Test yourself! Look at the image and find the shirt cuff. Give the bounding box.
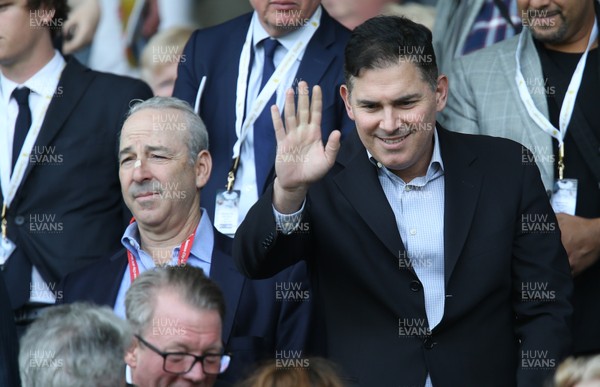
[272,200,306,235]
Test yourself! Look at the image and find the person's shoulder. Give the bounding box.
[441,127,526,159]
[194,12,253,39]
[68,248,128,279]
[318,7,351,41]
[60,248,127,301]
[456,33,522,67]
[63,57,151,93]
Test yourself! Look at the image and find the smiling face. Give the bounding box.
[126,290,223,387]
[118,108,211,232]
[249,0,321,37]
[341,61,447,183]
[517,0,596,51]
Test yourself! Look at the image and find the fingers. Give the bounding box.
[284,88,297,133]
[310,85,323,130]
[297,82,310,124]
[271,105,285,143]
[324,130,341,165]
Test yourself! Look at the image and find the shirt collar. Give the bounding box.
[121,208,214,266]
[368,127,445,183]
[0,50,65,103]
[251,5,322,61]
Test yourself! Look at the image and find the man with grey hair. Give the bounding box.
[60,96,311,384]
[18,303,131,387]
[125,265,228,387]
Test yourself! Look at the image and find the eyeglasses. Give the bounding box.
[135,335,231,375]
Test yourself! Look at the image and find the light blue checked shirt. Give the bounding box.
[372,129,445,387]
[275,129,446,387]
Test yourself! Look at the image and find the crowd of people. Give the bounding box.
[1,0,599,386]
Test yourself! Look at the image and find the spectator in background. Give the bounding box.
[554,355,600,387]
[440,0,600,355]
[0,0,152,334]
[62,0,101,63]
[124,266,227,387]
[18,303,132,387]
[433,0,522,74]
[239,358,345,387]
[173,0,354,234]
[140,27,194,96]
[73,0,198,77]
[60,97,311,384]
[322,0,435,30]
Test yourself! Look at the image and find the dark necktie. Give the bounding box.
[253,38,280,195]
[12,87,32,173]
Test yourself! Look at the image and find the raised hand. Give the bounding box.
[270,82,341,213]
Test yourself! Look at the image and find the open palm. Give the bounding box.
[271,82,341,192]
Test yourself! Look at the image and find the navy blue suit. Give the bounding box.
[60,229,311,384]
[172,9,353,219]
[234,127,573,386]
[1,57,152,309]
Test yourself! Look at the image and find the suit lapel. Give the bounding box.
[512,29,555,185]
[438,128,482,286]
[333,131,406,262]
[209,230,245,346]
[106,251,129,306]
[19,58,93,187]
[262,10,343,192]
[294,10,338,91]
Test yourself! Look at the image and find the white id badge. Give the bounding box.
[214,189,241,236]
[0,237,16,266]
[550,179,578,215]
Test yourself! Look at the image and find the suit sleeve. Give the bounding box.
[439,57,481,135]
[274,261,313,355]
[512,149,573,387]
[233,185,314,279]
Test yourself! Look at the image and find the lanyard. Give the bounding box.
[514,21,598,178]
[127,221,197,282]
[225,9,320,190]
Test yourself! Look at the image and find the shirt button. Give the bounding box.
[15,215,25,226]
[410,228,417,235]
[405,185,412,191]
[410,280,422,292]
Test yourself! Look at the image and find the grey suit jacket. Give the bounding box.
[439,28,555,191]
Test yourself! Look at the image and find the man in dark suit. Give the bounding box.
[0,0,152,327]
[172,0,353,234]
[61,97,311,385]
[234,16,573,386]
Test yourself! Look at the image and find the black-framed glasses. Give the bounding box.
[135,335,231,375]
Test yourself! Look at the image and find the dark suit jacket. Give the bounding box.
[234,127,573,387]
[172,9,353,219]
[61,229,311,384]
[0,275,19,387]
[0,57,152,309]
